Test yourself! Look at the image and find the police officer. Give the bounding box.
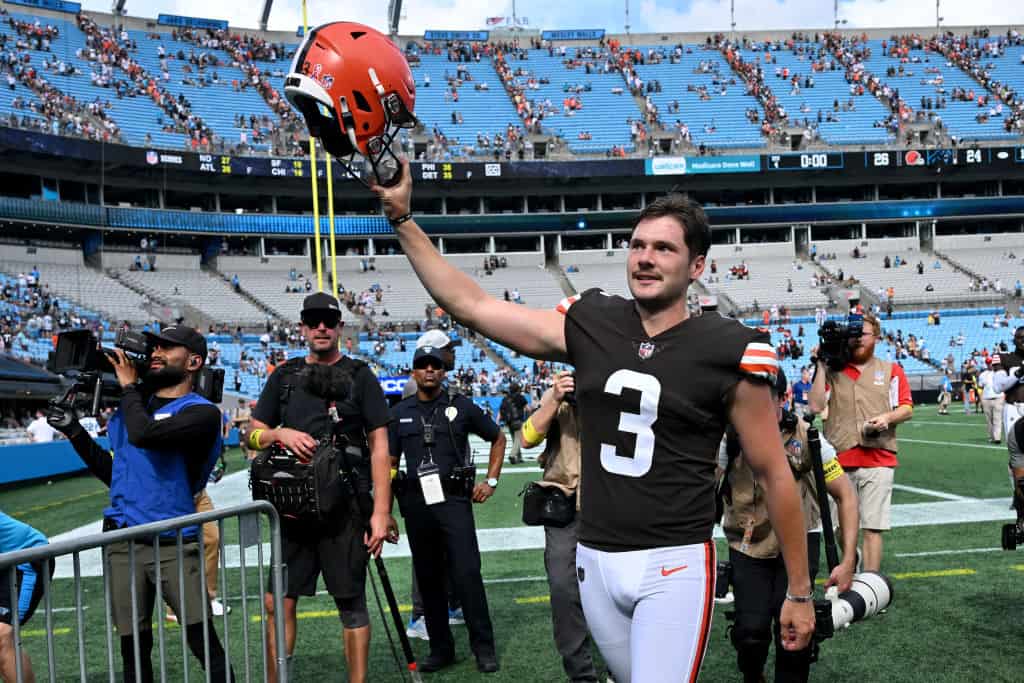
[247,292,395,683]
[389,344,506,674]
[720,371,860,683]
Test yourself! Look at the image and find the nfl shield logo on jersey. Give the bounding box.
[638,341,656,360]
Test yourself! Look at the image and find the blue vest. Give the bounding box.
[106,393,222,538]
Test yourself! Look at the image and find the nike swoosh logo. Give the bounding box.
[660,564,688,577]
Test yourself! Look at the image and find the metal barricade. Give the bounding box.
[0,501,288,683]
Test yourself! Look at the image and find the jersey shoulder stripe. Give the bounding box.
[739,341,779,380]
[555,293,582,315]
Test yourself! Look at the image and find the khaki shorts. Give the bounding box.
[847,466,894,531]
[107,540,208,633]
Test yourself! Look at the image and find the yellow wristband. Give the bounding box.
[823,458,844,484]
[521,417,546,448]
[390,468,398,480]
[248,429,264,450]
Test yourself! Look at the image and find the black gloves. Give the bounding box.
[1015,366,1024,379]
[46,400,84,438]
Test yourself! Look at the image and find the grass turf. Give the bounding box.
[1,408,1019,682]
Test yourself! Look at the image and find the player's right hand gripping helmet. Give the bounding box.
[285,22,417,188]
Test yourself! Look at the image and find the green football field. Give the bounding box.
[2,408,1021,682]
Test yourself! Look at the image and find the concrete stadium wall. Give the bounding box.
[810,237,920,255]
[218,256,309,272]
[934,234,1024,250]
[100,252,201,270]
[0,246,83,266]
[709,242,795,260]
[0,438,109,486]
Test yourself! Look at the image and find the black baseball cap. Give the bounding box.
[301,292,342,315]
[144,325,207,359]
[413,345,447,368]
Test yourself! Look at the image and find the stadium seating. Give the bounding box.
[861,39,1018,142]
[0,261,152,323]
[411,52,521,157]
[510,48,638,154]
[701,244,829,310]
[761,43,894,145]
[813,238,984,305]
[0,11,188,149]
[631,45,766,149]
[115,268,269,325]
[561,251,631,297]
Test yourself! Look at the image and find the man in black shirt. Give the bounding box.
[499,383,529,464]
[372,163,813,682]
[47,325,233,683]
[247,293,394,683]
[389,344,506,673]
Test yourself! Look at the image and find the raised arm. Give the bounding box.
[372,160,567,361]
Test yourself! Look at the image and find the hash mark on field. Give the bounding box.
[890,568,975,580]
[514,595,551,605]
[892,484,974,502]
[13,489,107,517]
[21,628,70,638]
[910,421,988,428]
[902,438,1004,451]
[1011,565,1024,572]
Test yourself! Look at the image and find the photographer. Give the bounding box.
[519,371,600,682]
[0,510,53,683]
[808,313,913,572]
[46,326,234,683]
[720,372,859,683]
[246,293,394,683]
[389,345,506,674]
[499,383,529,464]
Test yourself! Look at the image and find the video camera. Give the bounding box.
[815,313,864,372]
[47,328,224,415]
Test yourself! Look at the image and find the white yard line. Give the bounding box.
[892,484,975,501]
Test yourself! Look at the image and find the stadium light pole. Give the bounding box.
[730,0,736,39]
[259,0,273,32]
[936,0,943,29]
[111,0,126,24]
[625,0,631,38]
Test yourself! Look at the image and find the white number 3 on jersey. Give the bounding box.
[600,370,661,477]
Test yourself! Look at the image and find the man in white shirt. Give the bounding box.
[979,363,1004,443]
[26,411,57,443]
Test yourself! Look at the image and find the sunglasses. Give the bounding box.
[413,358,445,370]
[301,312,341,329]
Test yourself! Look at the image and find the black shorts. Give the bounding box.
[0,559,54,627]
[271,506,369,600]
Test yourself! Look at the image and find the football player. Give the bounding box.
[367,161,813,681]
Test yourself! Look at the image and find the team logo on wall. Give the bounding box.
[638,341,656,360]
[145,150,159,165]
[904,150,925,166]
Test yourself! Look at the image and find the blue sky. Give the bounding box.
[80,1,1023,36]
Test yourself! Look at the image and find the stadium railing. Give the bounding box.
[0,501,289,683]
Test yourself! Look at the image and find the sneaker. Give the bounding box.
[714,590,735,606]
[406,617,429,641]
[210,598,231,616]
[448,607,465,625]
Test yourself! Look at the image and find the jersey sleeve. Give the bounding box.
[737,331,779,383]
[559,288,604,366]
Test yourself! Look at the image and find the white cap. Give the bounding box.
[416,329,451,349]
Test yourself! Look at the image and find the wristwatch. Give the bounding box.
[486,477,499,488]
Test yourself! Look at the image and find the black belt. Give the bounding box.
[102,517,198,546]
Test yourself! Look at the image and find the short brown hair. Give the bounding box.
[863,313,881,337]
[633,194,712,259]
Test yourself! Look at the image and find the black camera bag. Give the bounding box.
[250,441,346,522]
[520,481,575,528]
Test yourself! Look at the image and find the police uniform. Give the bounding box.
[251,352,390,603]
[719,416,844,683]
[560,289,777,683]
[389,373,501,666]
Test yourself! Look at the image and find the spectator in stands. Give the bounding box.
[26,410,57,443]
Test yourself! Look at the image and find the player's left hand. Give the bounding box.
[825,560,855,593]
[365,511,393,557]
[472,482,495,503]
[370,157,412,221]
[780,599,815,650]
